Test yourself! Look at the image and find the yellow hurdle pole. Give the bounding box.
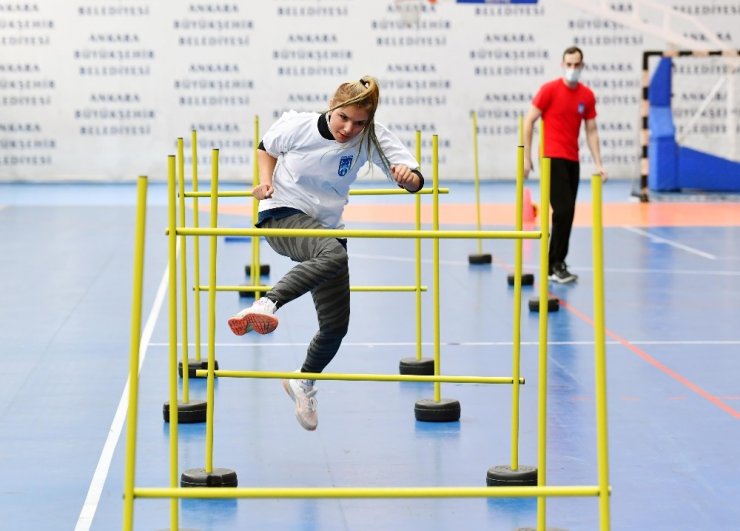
[186,188,450,198]
[165,156,180,528]
[251,115,261,298]
[208,284,427,293]
[519,114,524,146]
[536,157,551,531]
[539,118,545,169]
[350,188,450,196]
[432,134,441,402]
[190,129,201,362]
[415,130,423,362]
[196,370,523,385]
[205,149,220,473]
[122,176,148,531]
[591,174,612,530]
[192,130,203,365]
[539,119,543,157]
[179,227,539,241]
[471,110,484,255]
[510,143,525,471]
[177,138,190,402]
[134,484,601,500]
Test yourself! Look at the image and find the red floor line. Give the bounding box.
[559,300,740,421]
[491,258,740,420]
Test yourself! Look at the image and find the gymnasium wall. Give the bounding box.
[1,0,738,182]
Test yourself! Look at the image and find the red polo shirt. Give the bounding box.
[532,78,597,162]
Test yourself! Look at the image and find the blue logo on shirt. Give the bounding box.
[338,155,353,176]
[578,103,585,115]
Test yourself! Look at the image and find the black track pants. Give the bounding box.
[548,158,580,270]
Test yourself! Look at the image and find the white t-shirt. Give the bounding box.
[259,111,419,229]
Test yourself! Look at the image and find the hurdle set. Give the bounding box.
[121,121,612,530]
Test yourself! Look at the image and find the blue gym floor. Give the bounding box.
[1,180,739,530]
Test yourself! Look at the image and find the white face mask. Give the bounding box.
[564,68,581,84]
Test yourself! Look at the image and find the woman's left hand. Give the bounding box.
[391,165,419,191]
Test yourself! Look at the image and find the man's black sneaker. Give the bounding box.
[549,262,577,284]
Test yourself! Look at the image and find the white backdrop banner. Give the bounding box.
[0,0,738,182]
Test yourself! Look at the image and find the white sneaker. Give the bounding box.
[283,373,318,431]
[549,262,578,284]
[227,297,278,336]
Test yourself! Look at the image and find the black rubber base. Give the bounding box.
[163,400,208,424]
[399,357,435,375]
[181,467,238,488]
[486,464,538,487]
[178,358,218,378]
[528,295,559,312]
[244,264,271,277]
[223,235,251,243]
[414,398,461,422]
[507,272,535,286]
[468,253,492,265]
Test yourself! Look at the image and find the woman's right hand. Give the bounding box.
[252,183,274,200]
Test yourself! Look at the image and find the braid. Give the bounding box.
[365,123,392,176]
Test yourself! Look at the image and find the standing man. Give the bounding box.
[523,46,607,283]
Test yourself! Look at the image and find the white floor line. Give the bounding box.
[567,266,740,276]
[622,226,717,259]
[74,261,170,531]
[351,251,740,275]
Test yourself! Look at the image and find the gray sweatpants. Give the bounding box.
[261,213,350,374]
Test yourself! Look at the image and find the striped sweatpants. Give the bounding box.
[261,213,350,374]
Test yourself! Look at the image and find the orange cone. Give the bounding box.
[523,187,537,223]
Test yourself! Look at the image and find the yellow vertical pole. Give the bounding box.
[510,138,525,470]
[122,176,148,531]
[591,174,612,530]
[539,119,545,165]
[177,138,190,402]
[192,130,203,365]
[205,149,219,473]
[166,156,180,528]
[471,111,483,255]
[432,134,441,402]
[519,114,525,146]
[536,157,551,531]
[251,116,261,298]
[415,130,423,362]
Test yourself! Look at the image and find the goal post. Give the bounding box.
[640,49,740,198]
